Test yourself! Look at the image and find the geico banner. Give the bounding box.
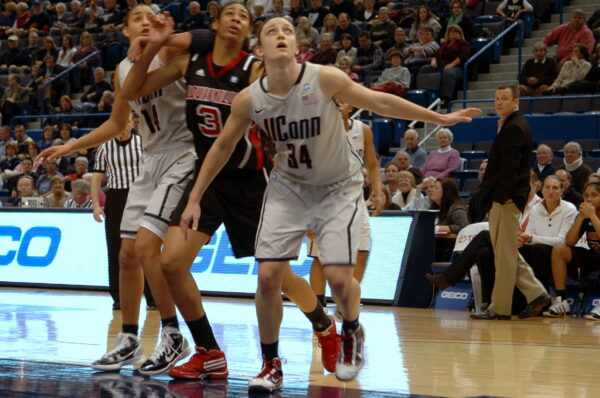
[0,211,109,286]
[0,211,413,302]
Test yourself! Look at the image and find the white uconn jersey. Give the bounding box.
[249,62,361,185]
[118,56,193,153]
[348,119,365,160]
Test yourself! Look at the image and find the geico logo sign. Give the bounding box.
[440,291,469,299]
[0,226,61,267]
[593,298,600,306]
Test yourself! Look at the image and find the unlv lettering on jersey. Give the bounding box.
[186,85,237,105]
[135,88,163,106]
[262,116,321,142]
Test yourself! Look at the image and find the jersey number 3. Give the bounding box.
[196,105,223,137]
[287,143,313,169]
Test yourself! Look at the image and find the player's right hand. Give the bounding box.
[37,144,73,162]
[93,206,106,222]
[127,36,149,62]
[180,201,201,240]
[148,12,175,45]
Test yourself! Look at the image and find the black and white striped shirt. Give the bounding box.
[94,135,143,189]
[63,198,93,208]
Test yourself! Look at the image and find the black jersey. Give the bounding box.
[185,51,269,176]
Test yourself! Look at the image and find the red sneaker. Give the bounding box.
[248,358,283,393]
[314,316,340,373]
[168,347,228,380]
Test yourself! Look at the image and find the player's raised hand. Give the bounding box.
[127,36,150,62]
[180,201,201,240]
[148,12,175,45]
[439,107,483,126]
[37,144,73,162]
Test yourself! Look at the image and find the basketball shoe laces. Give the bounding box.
[103,334,135,360]
[147,333,176,364]
[257,359,281,381]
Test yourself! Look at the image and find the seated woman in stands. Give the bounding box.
[421,128,461,178]
[542,43,591,95]
[384,160,402,196]
[547,182,600,319]
[429,178,469,260]
[391,170,417,209]
[44,174,71,207]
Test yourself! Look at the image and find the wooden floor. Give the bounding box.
[1,287,600,398]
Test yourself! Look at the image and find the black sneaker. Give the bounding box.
[92,332,144,371]
[335,324,365,381]
[138,326,191,376]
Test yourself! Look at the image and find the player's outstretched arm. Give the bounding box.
[362,124,384,216]
[320,66,482,126]
[180,89,252,234]
[38,74,131,162]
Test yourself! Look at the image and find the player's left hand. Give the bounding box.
[180,201,201,239]
[439,107,482,126]
[148,12,175,45]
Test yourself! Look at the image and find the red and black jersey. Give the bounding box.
[184,51,269,177]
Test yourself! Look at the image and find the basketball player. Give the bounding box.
[175,17,481,392]
[37,5,214,376]
[308,102,378,310]
[121,2,340,379]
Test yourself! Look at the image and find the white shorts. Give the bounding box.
[120,147,195,240]
[307,205,371,258]
[255,171,364,265]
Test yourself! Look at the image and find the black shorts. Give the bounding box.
[567,246,600,279]
[170,168,268,259]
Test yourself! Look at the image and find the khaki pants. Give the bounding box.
[487,200,547,315]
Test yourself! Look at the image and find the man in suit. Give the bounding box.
[533,144,555,183]
[471,85,550,320]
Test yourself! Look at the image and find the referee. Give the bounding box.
[91,116,153,310]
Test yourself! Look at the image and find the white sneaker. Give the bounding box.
[92,332,144,371]
[542,297,571,318]
[138,326,192,376]
[335,324,365,381]
[584,304,600,320]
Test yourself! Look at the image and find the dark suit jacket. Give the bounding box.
[479,111,532,212]
[534,163,555,183]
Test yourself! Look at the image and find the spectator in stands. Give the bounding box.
[589,173,600,184]
[518,175,577,294]
[6,2,31,38]
[307,0,328,29]
[54,97,84,128]
[0,141,20,172]
[333,12,361,47]
[296,39,314,63]
[353,31,383,80]
[421,128,461,178]
[370,50,410,96]
[296,16,320,50]
[141,0,159,14]
[557,141,592,194]
[555,169,583,208]
[335,33,356,66]
[6,156,37,194]
[81,0,104,33]
[312,33,337,65]
[567,42,600,94]
[421,24,470,107]
[337,56,360,82]
[547,182,600,319]
[367,186,400,210]
[57,34,76,68]
[66,155,88,183]
[64,178,92,208]
[0,35,21,73]
[0,74,29,125]
[533,143,555,183]
[543,10,595,67]
[63,0,85,35]
[589,9,600,42]
[14,30,39,71]
[40,54,68,109]
[71,31,101,90]
[496,0,533,21]
[44,174,70,207]
[38,125,56,151]
[59,123,76,146]
[384,160,402,196]
[391,170,418,209]
[369,7,397,51]
[33,36,59,67]
[206,1,221,24]
[13,124,33,154]
[329,0,355,20]
[430,178,469,260]
[0,126,15,158]
[83,67,112,105]
[23,0,51,34]
[518,42,558,97]
[443,0,474,42]
[50,2,69,36]
[99,0,122,33]
[320,13,338,36]
[409,5,441,42]
[36,158,62,195]
[541,43,591,95]
[8,175,38,206]
[0,2,17,38]
[384,28,410,63]
[16,142,42,174]
[478,158,488,180]
[404,27,440,77]
[289,0,308,24]
[400,128,427,168]
[181,1,209,31]
[266,0,289,19]
[394,150,423,184]
[356,0,377,24]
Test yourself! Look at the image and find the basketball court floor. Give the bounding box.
[1,287,599,397]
